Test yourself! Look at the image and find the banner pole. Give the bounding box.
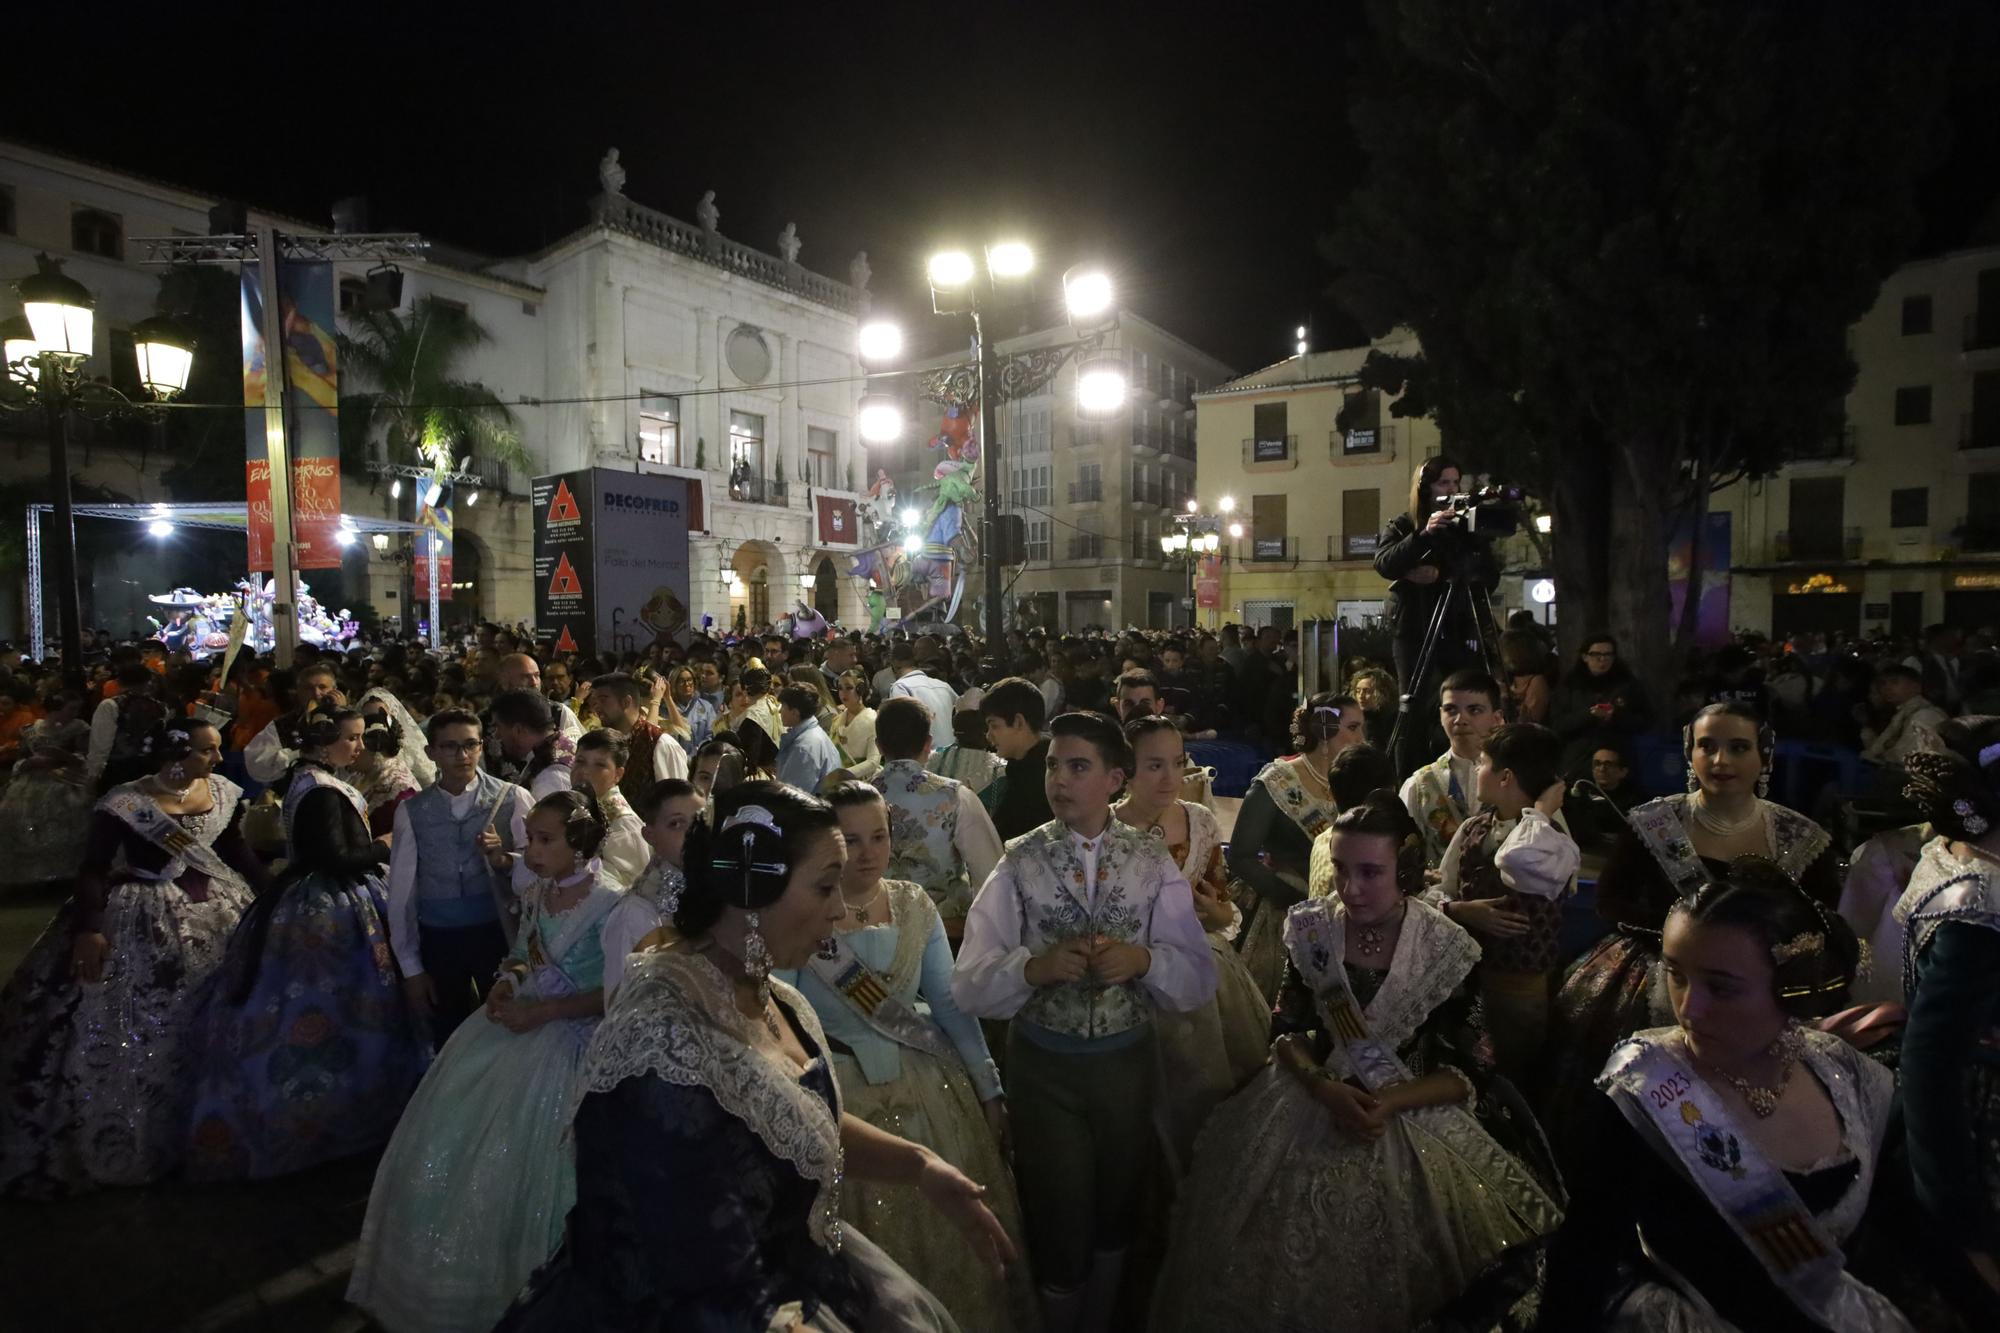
[255,224,299,667]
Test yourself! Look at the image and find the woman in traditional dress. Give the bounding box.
[348,788,620,1333]
[181,704,428,1180]
[1154,795,1564,1333]
[775,782,1036,1332]
[1895,722,2000,1318]
[1543,702,1840,1151]
[0,688,94,887]
[1223,691,1365,1000]
[1115,716,1269,1161]
[0,718,266,1196]
[1538,860,1912,1331]
[499,781,1013,1333]
[348,698,421,838]
[356,685,435,789]
[832,668,882,779]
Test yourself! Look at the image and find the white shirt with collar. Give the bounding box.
[386,781,533,978]
[890,669,962,750]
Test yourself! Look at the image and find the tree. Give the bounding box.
[337,297,526,476]
[157,264,249,502]
[1323,0,1959,699]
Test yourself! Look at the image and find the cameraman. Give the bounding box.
[1373,455,1500,775]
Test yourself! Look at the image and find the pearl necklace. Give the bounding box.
[1689,793,1762,838]
[150,773,200,803]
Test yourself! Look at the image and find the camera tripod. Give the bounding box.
[1386,570,1510,764]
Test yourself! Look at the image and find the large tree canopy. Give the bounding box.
[337,297,524,477]
[1324,0,1962,693]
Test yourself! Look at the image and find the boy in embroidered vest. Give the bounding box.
[388,709,532,1048]
[870,696,1004,940]
[1400,668,1506,868]
[1435,720,1578,1084]
[485,688,575,800]
[953,710,1217,1333]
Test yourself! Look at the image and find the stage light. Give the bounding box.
[858,394,904,444]
[986,242,1034,279]
[902,533,923,554]
[1076,358,1129,416]
[465,489,480,507]
[901,507,921,529]
[927,251,975,290]
[390,478,402,500]
[1063,267,1113,324]
[423,481,443,509]
[148,520,174,538]
[858,320,903,365]
[1535,513,1553,534]
[335,528,355,547]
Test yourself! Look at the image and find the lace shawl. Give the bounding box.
[580,946,846,1252]
[1282,895,1481,1074]
[1631,795,1831,890]
[283,764,369,837]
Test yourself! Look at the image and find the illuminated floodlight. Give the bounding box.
[858,394,904,444]
[927,251,976,290]
[1075,358,1129,416]
[1063,267,1114,324]
[902,532,923,554]
[148,520,174,538]
[901,507,921,528]
[986,242,1034,279]
[858,320,904,364]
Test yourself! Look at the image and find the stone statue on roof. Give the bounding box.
[849,251,872,293]
[697,190,720,234]
[598,148,626,197]
[777,222,801,264]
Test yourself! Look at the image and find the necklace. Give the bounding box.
[1296,756,1331,798]
[1700,1025,1808,1119]
[1689,793,1763,838]
[760,997,783,1043]
[1354,904,1406,957]
[842,880,886,924]
[1118,800,1171,840]
[150,773,200,803]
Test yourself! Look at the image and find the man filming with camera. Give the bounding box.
[1373,455,1506,777]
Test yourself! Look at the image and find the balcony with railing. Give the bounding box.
[1962,413,2000,452]
[1958,519,2000,554]
[1248,535,1299,565]
[1068,480,1104,504]
[1066,534,1106,561]
[727,475,790,507]
[1772,527,1862,562]
[1332,422,1394,461]
[1129,479,1167,510]
[1965,312,2000,355]
[1241,435,1298,468]
[1792,423,1858,462]
[1328,532,1380,562]
[589,193,861,314]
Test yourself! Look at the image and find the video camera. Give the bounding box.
[1440,482,1527,539]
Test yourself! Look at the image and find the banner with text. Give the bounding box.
[241,260,343,570]
[532,471,594,655]
[594,471,691,652]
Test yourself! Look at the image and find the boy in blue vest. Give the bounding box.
[954,710,1217,1333]
[387,708,532,1047]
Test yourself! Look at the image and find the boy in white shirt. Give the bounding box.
[1400,669,1506,868]
[1435,721,1579,1082]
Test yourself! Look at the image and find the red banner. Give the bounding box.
[241,261,343,570]
[815,493,860,547]
[1196,555,1221,610]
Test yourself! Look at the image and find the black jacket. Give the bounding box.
[1372,512,1500,645]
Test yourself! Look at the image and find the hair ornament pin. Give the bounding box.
[1977,740,2000,770]
[1771,931,1825,965]
[721,805,784,838]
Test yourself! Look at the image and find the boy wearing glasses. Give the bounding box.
[387,709,532,1046]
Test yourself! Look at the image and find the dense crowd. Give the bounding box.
[0,609,1996,1332]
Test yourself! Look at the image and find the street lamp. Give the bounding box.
[857,393,903,444]
[4,254,196,677]
[1076,358,1130,417]
[857,320,903,365]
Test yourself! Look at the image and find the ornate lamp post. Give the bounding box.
[3,255,194,676]
[1161,498,1225,629]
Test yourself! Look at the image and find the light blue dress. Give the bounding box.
[347,872,617,1333]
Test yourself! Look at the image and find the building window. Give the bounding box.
[338,276,370,315]
[1341,488,1381,558]
[1901,294,1933,335]
[1893,384,1932,426]
[1251,493,1289,560]
[729,409,765,474]
[1252,402,1289,461]
[1026,519,1050,563]
[640,393,681,467]
[431,297,470,321]
[1071,462,1101,504]
[1968,473,2000,552]
[1889,487,1929,528]
[1340,390,1383,454]
[1787,476,1846,561]
[807,425,837,487]
[71,207,123,260]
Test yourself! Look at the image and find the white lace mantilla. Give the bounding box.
[1282,895,1480,1071]
[579,946,847,1251]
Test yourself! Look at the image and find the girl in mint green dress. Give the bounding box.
[348,790,619,1333]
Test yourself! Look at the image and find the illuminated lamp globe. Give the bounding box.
[927,251,976,290]
[986,242,1034,279]
[857,320,903,364]
[1063,268,1114,322]
[132,316,195,399]
[858,393,904,444]
[1530,578,1557,605]
[18,257,94,358]
[1075,358,1128,416]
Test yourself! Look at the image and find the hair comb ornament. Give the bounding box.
[1953,799,1990,837]
[713,804,790,889]
[1978,740,2000,770]
[1771,931,1824,966]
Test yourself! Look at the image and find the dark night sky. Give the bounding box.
[8,1,1996,374]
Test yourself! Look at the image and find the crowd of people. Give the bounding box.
[0,607,1995,1332]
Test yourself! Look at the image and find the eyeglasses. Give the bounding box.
[432,740,483,756]
[1584,651,1616,660]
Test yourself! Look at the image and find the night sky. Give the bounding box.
[8,1,1996,374]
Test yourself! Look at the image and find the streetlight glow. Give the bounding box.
[1159,534,1174,555]
[1535,513,1553,534]
[900,507,921,529]
[858,320,904,364]
[1,316,37,382]
[1063,268,1114,322]
[1185,498,1199,514]
[987,241,1034,278]
[902,533,923,554]
[1219,494,1236,513]
[465,488,480,507]
[927,251,976,290]
[858,393,904,444]
[1228,522,1244,539]
[1076,358,1129,416]
[132,316,194,399]
[19,259,94,358]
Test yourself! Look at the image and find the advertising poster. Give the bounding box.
[241,260,343,571]
[1195,555,1221,610]
[533,471,594,655]
[594,471,692,652]
[414,489,454,602]
[1668,510,1733,651]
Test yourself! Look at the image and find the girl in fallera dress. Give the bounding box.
[348,788,620,1333]
[599,778,703,1003]
[500,781,1011,1332]
[1543,702,1840,1151]
[1114,716,1270,1162]
[1225,692,1364,1001]
[1539,860,1911,1331]
[1155,795,1564,1333]
[776,782,1037,1333]
[0,688,94,887]
[182,704,429,1180]
[0,719,268,1196]
[346,700,421,838]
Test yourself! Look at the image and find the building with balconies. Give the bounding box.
[1193,330,1442,631]
[1709,242,2000,639]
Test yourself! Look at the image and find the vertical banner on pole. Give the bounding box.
[242,260,342,572]
[1195,555,1221,610]
[532,471,595,656]
[414,489,455,603]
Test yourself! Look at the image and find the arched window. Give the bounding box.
[71,208,123,260]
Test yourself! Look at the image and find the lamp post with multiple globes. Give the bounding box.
[1161,494,1234,629]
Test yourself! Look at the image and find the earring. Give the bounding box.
[170,761,187,782]
[1755,770,1771,799]
[1686,764,1699,793]
[743,910,772,987]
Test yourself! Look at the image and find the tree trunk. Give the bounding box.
[1606,452,1675,715]
[1547,445,1612,665]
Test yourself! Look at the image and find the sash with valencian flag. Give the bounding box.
[807,929,959,1065]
